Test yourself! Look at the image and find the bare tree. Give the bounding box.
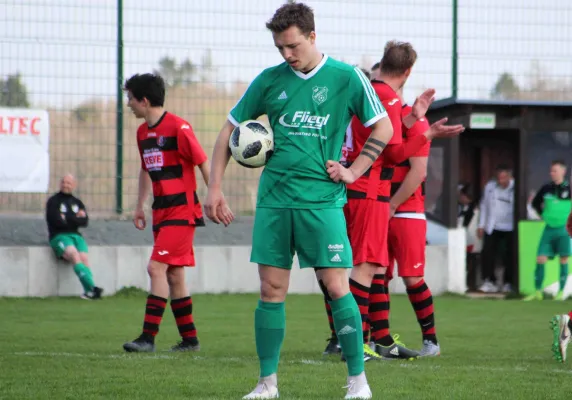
[0,73,30,108]
[153,57,196,87]
[491,72,520,100]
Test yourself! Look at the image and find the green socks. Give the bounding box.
[255,300,286,378]
[254,294,363,378]
[73,263,95,293]
[534,263,545,291]
[330,292,364,377]
[560,263,569,291]
[535,262,568,292]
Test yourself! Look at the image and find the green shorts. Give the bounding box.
[49,233,88,258]
[251,208,353,269]
[537,226,571,258]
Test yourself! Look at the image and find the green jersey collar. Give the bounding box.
[290,54,329,80]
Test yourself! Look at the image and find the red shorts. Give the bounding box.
[151,225,196,267]
[344,198,389,267]
[387,217,426,279]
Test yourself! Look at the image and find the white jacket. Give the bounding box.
[478,179,515,235]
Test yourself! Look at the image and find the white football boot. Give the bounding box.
[344,371,372,399]
[242,374,279,399]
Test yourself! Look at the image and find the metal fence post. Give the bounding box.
[115,0,124,215]
[452,0,458,99]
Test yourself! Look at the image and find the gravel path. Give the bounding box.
[0,216,254,246]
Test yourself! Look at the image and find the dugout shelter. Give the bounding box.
[425,99,572,293]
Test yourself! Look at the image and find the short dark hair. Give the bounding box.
[360,68,371,80]
[266,2,315,35]
[371,62,380,71]
[380,41,418,76]
[123,73,165,107]
[552,159,567,168]
[496,164,512,174]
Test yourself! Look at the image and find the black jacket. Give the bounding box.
[458,202,477,228]
[531,181,571,216]
[45,192,89,239]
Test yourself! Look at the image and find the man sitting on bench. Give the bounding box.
[46,174,103,300]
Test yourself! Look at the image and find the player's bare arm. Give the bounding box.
[425,117,465,139]
[390,156,428,216]
[134,168,152,230]
[383,119,463,165]
[197,161,210,186]
[402,88,435,128]
[205,120,235,226]
[327,117,393,184]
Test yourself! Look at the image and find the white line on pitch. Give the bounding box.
[10,352,572,374]
[12,352,325,365]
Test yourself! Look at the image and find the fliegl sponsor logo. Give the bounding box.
[279,111,330,130]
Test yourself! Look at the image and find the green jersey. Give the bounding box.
[532,181,572,228]
[228,55,387,209]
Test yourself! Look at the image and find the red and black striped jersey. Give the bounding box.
[391,104,431,216]
[344,81,403,202]
[137,112,207,231]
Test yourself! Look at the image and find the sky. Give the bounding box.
[1,0,570,108]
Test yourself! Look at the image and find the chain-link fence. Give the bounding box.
[1,0,570,216]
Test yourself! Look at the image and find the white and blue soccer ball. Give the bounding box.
[229,120,274,168]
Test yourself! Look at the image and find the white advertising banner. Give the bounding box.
[0,108,50,193]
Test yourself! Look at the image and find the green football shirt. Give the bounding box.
[534,181,572,227]
[228,55,387,209]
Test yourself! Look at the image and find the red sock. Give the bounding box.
[568,311,572,320]
[318,279,336,337]
[406,279,437,344]
[171,296,197,342]
[369,274,393,346]
[143,294,167,338]
[349,278,370,343]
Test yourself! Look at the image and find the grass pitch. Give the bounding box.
[1,291,571,399]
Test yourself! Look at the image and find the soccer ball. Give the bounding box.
[229,120,274,168]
